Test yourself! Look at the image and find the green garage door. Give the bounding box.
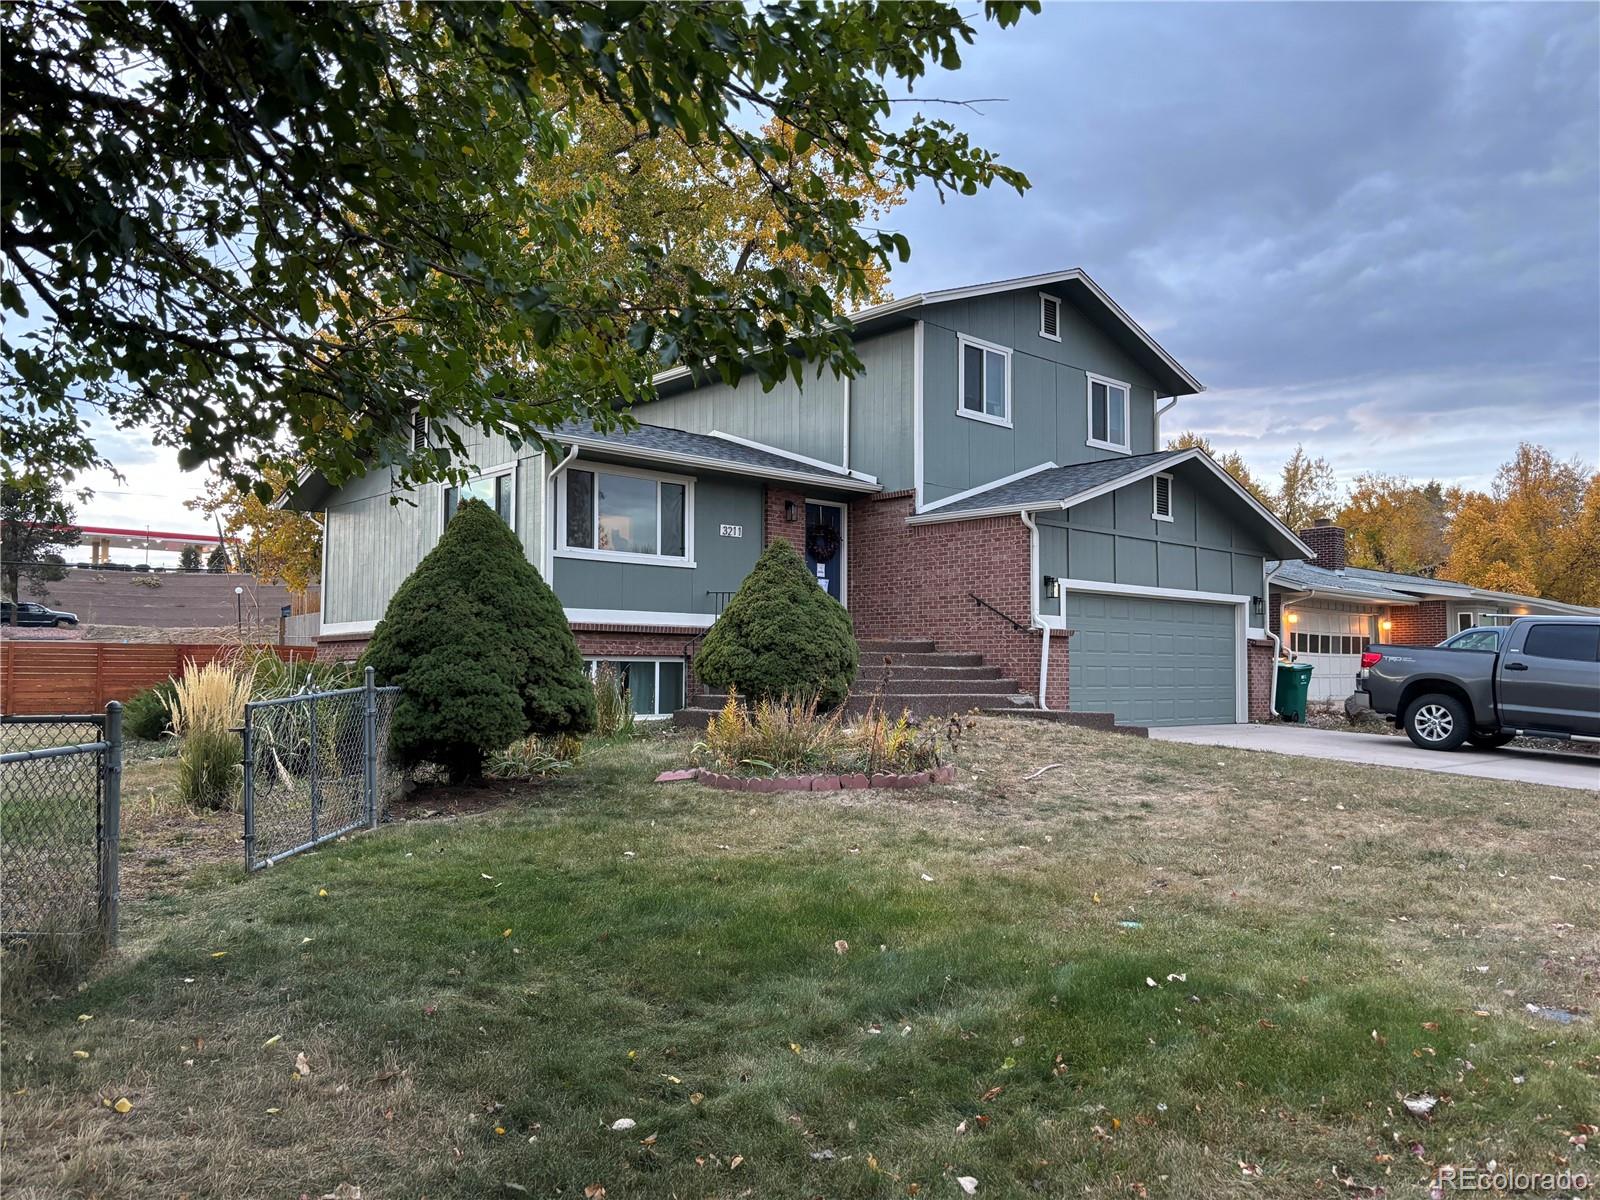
[1066,592,1238,726]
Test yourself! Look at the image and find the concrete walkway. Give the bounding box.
[1149,723,1600,792]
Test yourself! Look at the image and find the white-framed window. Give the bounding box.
[1039,293,1062,341]
[586,658,687,719]
[1086,372,1131,452]
[557,461,694,566]
[1459,610,1515,631]
[957,334,1012,427]
[1152,472,1174,522]
[444,468,515,530]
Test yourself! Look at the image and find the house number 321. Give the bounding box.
[719,524,743,538]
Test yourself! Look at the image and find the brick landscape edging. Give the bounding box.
[656,765,957,791]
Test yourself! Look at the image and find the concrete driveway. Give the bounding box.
[1149,723,1600,792]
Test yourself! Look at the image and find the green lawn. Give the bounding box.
[4,720,1596,1198]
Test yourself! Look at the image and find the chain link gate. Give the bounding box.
[241,668,400,869]
[0,704,123,948]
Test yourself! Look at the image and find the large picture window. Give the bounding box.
[1086,372,1131,453]
[444,470,514,529]
[559,464,692,564]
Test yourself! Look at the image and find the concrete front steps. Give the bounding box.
[674,637,1040,726]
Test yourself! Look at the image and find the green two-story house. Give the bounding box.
[288,269,1311,728]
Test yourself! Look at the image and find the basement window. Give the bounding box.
[1152,472,1174,522]
[586,658,687,719]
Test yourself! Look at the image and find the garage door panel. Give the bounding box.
[1067,593,1238,726]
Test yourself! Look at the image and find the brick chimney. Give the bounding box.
[1298,517,1347,571]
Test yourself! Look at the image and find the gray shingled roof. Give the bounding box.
[1267,558,1418,602]
[550,420,874,488]
[917,450,1186,516]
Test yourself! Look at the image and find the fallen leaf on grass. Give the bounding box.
[919,873,934,883]
[294,1052,312,1077]
[262,1034,282,1048]
[689,1092,704,1106]
[834,940,849,955]
[78,1014,93,1022]
[610,1118,636,1132]
[112,1097,133,1114]
[730,1155,744,1170]
[1402,1094,1438,1118]
[210,952,227,959]
[72,1050,89,1059]
[583,1187,606,1199]
[789,1042,803,1054]
[979,1085,1003,1102]
[956,1175,979,1194]
[1238,1161,1261,1178]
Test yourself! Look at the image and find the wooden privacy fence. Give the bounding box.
[0,642,316,715]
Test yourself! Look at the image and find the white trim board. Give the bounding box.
[564,608,716,629]
[707,429,877,485]
[912,318,926,511]
[919,461,1059,514]
[552,432,880,493]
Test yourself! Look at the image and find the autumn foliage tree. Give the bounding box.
[1444,444,1598,605]
[1338,474,1461,575]
[190,468,322,593]
[1166,431,1271,505]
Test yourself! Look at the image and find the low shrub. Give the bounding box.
[123,681,177,741]
[486,733,583,780]
[693,691,946,777]
[591,664,636,739]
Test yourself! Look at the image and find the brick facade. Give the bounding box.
[1383,599,1448,645]
[1297,520,1347,570]
[763,486,809,557]
[1247,638,1274,721]
[847,492,1069,709]
[316,634,369,663]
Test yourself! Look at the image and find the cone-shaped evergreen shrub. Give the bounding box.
[361,498,594,781]
[693,538,858,708]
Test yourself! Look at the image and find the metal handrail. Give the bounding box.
[969,592,1030,634]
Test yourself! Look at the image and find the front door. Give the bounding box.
[804,501,846,605]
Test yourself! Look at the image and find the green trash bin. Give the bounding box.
[1275,661,1314,723]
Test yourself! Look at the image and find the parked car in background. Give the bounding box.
[1356,616,1600,750]
[1,600,80,627]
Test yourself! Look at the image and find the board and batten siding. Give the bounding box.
[322,425,542,628]
[639,327,916,492]
[550,474,764,616]
[919,289,1161,505]
[1034,470,1266,612]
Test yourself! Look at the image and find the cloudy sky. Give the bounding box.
[61,1,1600,544]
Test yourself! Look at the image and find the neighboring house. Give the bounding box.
[1267,519,1600,703]
[286,269,1311,728]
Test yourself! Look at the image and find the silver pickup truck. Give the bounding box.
[1355,616,1600,751]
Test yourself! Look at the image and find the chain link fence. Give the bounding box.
[0,706,122,948]
[242,669,400,870]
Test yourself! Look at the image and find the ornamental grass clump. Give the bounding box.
[693,690,945,777]
[165,657,254,809]
[591,663,635,739]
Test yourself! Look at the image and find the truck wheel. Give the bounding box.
[1468,731,1514,749]
[1403,694,1470,751]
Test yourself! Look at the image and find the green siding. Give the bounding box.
[551,475,764,615]
[1035,468,1266,612]
[920,288,1162,503]
[638,328,915,491]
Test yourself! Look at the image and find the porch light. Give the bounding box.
[1286,611,1299,625]
[1042,575,1060,601]
[1380,618,1392,632]
[784,500,797,521]
[1250,594,1264,621]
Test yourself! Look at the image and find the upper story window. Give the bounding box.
[558,463,692,566]
[1152,472,1173,521]
[444,469,514,530]
[1086,372,1131,453]
[411,409,432,452]
[1039,293,1062,341]
[957,334,1012,427]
